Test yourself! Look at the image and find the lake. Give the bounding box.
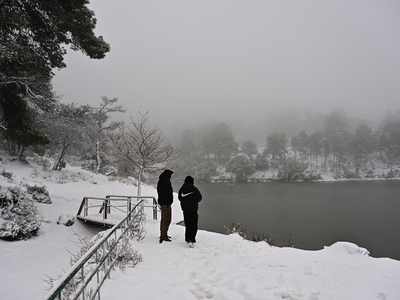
[173,180,400,260]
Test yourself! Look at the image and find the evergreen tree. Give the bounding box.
[203,123,238,168]
[350,123,374,174]
[379,121,400,167]
[0,0,110,144]
[323,110,349,175]
[226,155,255,182]
[241,140,258,158]
[264,133,288,160]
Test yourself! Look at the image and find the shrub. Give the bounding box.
[277,157,307,181]
[0,187,43,240]
[26,184,52,204]
[1,169,13,180]
[250,232,276,246]
[303,169,323,181]
[224,222,247,238]
[365,169,375,178]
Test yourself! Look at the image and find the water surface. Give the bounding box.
[173,180,400,260]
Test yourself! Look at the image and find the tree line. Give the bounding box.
[173,109,400,182]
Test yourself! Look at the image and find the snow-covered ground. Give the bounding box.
[0,156,399,300]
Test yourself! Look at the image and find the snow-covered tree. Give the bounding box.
[226,155,256,182]
[0,0,110,144]
[202,123,238,168]
[264,133,288,160]
[323,110,350,176]
[241,140,258,158]
[379,121,400,167]
[108,111,176,196]
[41,103,94,170]
[350,123,374,174]
[90,96,125,173]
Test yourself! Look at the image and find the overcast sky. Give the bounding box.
[52,0,400,136]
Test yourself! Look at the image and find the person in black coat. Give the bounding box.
[157,169,174,243]
[178,176,202,246]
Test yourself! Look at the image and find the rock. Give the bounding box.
[57,214,75,226]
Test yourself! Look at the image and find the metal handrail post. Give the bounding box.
[127,198,131,222]
[103,199,108,220]
[153,198,158,220]
[84,198,88,218]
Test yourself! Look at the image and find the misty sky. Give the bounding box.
[52,0,400,136]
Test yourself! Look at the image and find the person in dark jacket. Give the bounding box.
[157,169,174,243]
[178,176,202,247]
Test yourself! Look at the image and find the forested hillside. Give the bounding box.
[173,109,400,182]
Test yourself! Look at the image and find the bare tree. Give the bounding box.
[108,111,176,196]
[91,96,125,173]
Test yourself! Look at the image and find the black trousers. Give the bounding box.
[183,211,198,243]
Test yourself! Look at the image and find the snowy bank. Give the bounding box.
[102,220,400,300]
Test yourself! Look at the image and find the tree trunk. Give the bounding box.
[17,144,23,158]
[9,140,15,156]
[137,168,143,197]
[96,140,101,173]
[52,145,67,170]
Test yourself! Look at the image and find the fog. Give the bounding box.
[52,0,400,141]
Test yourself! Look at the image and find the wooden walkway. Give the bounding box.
[76,195,158,227]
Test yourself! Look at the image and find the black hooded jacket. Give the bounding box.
[178,176,202,211]
[157,170,173,205]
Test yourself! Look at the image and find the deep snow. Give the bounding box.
[0,156,399,300]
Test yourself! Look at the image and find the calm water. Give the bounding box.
[173,181,400,260]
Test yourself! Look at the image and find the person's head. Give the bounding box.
[184,176,194,184]
[163,169,173,179]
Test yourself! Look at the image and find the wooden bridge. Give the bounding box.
[76,195,159,227]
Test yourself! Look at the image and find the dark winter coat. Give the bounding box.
[178,176,202,212]
[157,170,174,205]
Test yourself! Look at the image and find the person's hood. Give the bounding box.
[159,169,173,180]
[184,176,194,184]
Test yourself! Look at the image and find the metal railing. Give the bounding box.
[76,196,159,226]
[105,195,159,221]
[44,200,145,300]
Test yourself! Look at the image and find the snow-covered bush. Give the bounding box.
[80,159,96,172]
[277,157,307,181]
[0,187,43,240]
[250,232,276,246]
[1,168,13,181]
[303,169,323,181]
[26,184,52,204]
[365,169,375,178]
[384,168,399,178]
[224,222,247,238]
[26,155,52,170]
